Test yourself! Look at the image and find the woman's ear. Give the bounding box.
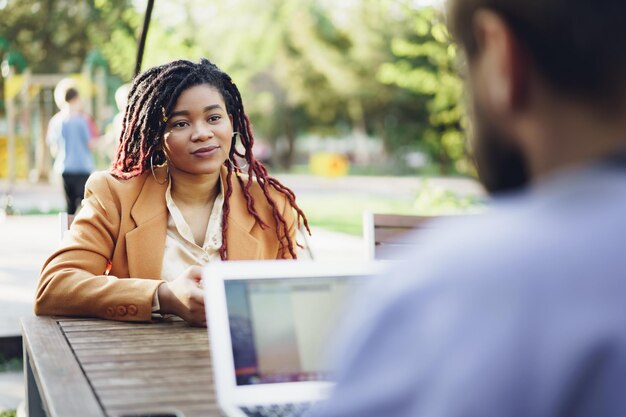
[229,114,234,126]
[156,143,168,163]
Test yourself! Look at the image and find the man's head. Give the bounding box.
[64,87,79,104]
[448,0,626,193]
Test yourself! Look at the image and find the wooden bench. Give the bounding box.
[363,213,440,260]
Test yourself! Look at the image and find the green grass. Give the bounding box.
[299,195,419,235]
[0,355,22,373]
[0,355,21,417]
[299,186,484,235]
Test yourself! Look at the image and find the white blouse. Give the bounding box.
[152,180,224,312]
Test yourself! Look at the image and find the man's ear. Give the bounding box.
[473,10,529,113]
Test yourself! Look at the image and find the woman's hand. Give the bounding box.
[157,266,206,327]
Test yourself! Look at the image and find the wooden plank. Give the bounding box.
[107,403,221,417]
[21,317,106,417]
[68,329,206,340]
[374,227,425,244]
[70,336,207,350]
[104,394,214,408]
[61,321,190,332]
[72,343,207,356]
[60,316,185,325]
[91,372,211,389]
[83,357,212,372]
[59,317,184,325]
[373,214,434,228]
[75,350,211,364]
[97,383,214,397]
[25,348,45,417]
[90,366,211,380]
[177,409,224,417]
[100,386,217,407]
[64,327,203,340]
[66,330,206,343]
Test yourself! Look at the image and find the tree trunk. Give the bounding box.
[282,109,296,170]
[348,99,369,164]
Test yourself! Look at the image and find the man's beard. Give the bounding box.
[471,102,530,194]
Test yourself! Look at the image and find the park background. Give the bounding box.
[0,0,484,414]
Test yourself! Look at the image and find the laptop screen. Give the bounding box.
[225,276,367,386]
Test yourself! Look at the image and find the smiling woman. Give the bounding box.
[34,59,309,327]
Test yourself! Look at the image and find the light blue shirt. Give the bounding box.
[314,159,626,417]
[47,112,94,174]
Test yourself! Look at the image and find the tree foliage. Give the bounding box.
[0,0,138,74]
[379,6,469,174]
[1,0,470,174]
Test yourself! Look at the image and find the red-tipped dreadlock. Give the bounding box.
[111,59,309,259]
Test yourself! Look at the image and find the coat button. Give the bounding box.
[105,306,115,317]
[128,305,138,316]
[116,305,127,316]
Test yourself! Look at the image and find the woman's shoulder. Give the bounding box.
[86,170,152,199]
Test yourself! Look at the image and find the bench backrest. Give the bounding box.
[59,212,75,239]
[363,212,438,260]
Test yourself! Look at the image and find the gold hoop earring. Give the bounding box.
[229,132,249,171]
[228,156,249,171]
[150,153,169,185]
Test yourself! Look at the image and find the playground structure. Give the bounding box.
[1,49,120,212]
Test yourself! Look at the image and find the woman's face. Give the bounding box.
[163,84,233,176]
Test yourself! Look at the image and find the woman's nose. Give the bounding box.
[191,121,214,141]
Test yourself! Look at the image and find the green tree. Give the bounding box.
[0,0,138,75]
[379,6,469,174]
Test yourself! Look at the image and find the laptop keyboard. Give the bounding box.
[240,403,313,417]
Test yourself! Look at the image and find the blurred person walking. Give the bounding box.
[47,85,95,214]
[313,1,626,416]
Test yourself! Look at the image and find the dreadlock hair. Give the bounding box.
[111,58,309,259]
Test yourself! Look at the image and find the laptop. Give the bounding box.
[203,260,382,417]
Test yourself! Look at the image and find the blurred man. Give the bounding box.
[47,85,95,214]
[313,1,626,416]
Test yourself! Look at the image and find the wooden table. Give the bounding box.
[21,316,221,417]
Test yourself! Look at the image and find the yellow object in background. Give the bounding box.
[309,152,350,177]
[4,75,26,101]
[0,136,29,179]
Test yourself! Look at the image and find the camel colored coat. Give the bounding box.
[35,166,296,322]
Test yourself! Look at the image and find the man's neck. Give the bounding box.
[521,102,626,181]
[170,168,221,207]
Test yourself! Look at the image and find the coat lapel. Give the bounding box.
[126,169,168,279]
[125,166,262,276]
[222,168,262,260]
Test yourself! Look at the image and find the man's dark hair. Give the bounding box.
[64,87,79,103]
[448,0,626,109]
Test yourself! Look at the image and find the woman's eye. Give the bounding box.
[208,115,222,123]
[173,121,188,128]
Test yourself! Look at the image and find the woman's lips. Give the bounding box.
[192,145,219,158]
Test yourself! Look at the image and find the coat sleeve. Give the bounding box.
[35,173,162,322]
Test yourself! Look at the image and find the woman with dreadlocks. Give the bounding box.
[35,59,309,326]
